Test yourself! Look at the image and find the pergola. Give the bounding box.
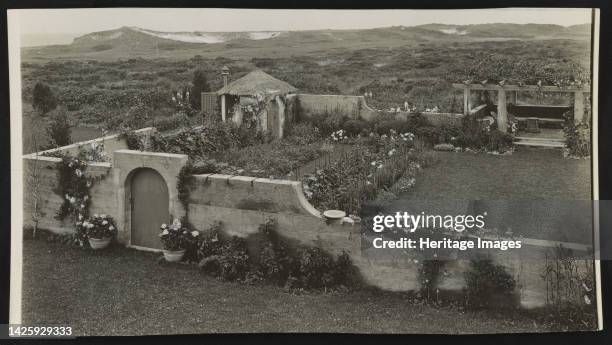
[452,83,591,133]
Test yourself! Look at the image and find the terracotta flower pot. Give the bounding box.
[163,249,186,262]
[88,237,111,250]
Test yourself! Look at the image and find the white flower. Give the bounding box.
[94,214,99,218]
[161,223,167,229]
[80,204,85,209]
[69,197,76,204]
[102,220,108,225]
[109,225,114,230]
[377,164,383,169]
[191,231,199,237]
[162,229,169,235]
[78,214,83,220]
[370,161,377,166]
[584,295,592,305]
[65,194,70,200]
[100,214,107,218]
[75,169,82,177]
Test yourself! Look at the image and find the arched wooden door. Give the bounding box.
[130,168,170,249]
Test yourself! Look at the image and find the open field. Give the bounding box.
[22,239,546,335]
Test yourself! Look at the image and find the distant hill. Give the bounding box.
[22,23,591,62]
[416,23,591,38]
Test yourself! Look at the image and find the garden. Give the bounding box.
[20,34,596,334]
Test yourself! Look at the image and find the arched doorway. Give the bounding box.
[130,168,170,249]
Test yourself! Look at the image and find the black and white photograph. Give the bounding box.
[7,6,602,336]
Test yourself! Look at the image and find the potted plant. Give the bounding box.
[80,214,116,250]
[159,219,189,262]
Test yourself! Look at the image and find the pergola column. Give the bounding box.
[574,91,585,123]
[221,95,226,122]
[497,89,508,132]
[463,88,471,115]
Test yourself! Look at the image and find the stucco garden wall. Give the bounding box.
[183,173,591,308]
[22,156,114,234]
[295,93,464,127]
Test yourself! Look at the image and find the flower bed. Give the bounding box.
[303,131,432,215]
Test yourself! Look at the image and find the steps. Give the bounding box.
[514,136,565,148]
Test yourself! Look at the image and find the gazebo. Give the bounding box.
[216,69,298,138]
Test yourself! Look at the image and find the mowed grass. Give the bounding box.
[404,148,591,200]
[22,240,544,335]
[384,148,592,243]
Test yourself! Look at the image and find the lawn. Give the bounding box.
[381,148,592,243]
[21,239,545,335]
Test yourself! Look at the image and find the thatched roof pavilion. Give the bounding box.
[216,70,297,96]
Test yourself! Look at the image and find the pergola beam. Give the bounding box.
[452,83,590,93]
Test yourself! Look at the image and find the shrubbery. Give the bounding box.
[563,110,590,157]
[191,219,360,290]
[153,112,191,132]
[46,111,72,147]
[464,258,517,309]
[150,121,270,158]
[286,122,322,145]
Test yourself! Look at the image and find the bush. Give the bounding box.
[46,111,72,147]
[32,82,58,115]
[153,112,191,132]
[464,258,517,309]
[563,111,590,157]
[257,219,295,284]
[198,236,250,281]
[419,259,446,301]
[193,219,360,290]
[374,119,410,135]
[343,119,370,137]
[485,129,514,152]
[286,122,321,145]
[294,247,336,289]
[190,68,210,110]
[305,110,348,136]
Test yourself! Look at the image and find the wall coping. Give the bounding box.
[114,149,188,160]
[23,154,112,170]
[22,126,155,160]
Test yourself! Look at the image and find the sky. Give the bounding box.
[10,8,593,46]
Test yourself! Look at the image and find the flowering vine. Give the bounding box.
[55,157,93,222]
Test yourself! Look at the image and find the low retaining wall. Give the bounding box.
[295,93,464,127]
